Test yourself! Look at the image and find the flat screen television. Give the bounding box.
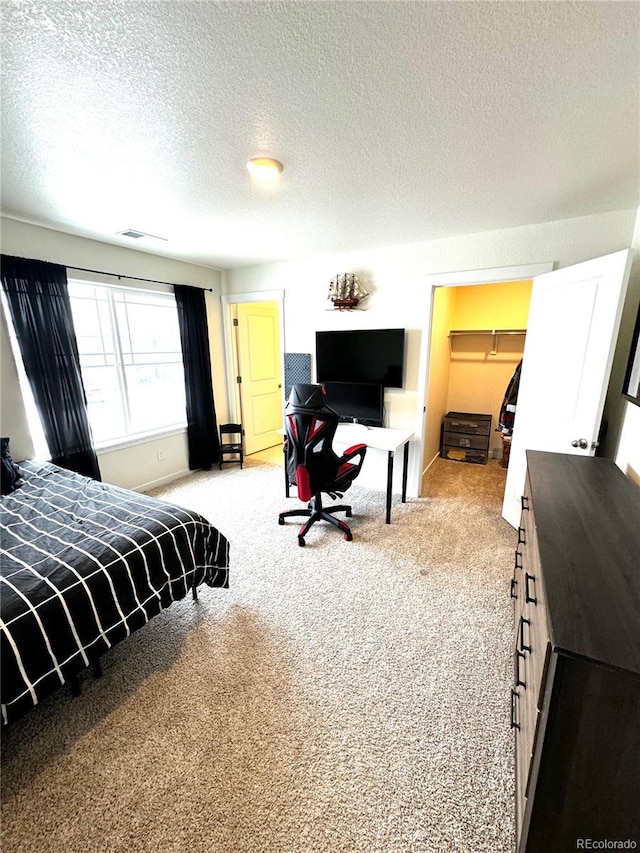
[323,382,384,427]
[315,328,405,388]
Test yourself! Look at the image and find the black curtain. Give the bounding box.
[174,285,220,470]
[1,255,101,480]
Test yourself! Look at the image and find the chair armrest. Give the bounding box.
[339,443,367,478]
[341,443,367,461]
[330,443,367,492]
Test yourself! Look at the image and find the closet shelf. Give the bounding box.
[448,328,526,356]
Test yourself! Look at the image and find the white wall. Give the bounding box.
[4,208,637,494]
[615,404,640,486]
[226,208,638,496]
[606,207,640,484]
[422,286,454,471]
[1,217,227,490]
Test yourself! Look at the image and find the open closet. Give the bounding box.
[422,280,533,484]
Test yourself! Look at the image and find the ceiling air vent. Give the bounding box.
[117,229,167,242]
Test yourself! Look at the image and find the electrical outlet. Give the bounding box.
[157,449,165,462]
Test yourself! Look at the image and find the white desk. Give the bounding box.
[333,424,414,524]
[281,423,413,524]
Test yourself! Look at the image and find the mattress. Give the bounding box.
[0,461,229,725]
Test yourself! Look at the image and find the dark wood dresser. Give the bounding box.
[512,451,640,851]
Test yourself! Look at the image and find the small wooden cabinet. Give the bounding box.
[441,411,491,464]
[512,451,640,851]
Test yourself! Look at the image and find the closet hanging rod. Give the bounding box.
[448,328,527,337]
[448,328,527,357]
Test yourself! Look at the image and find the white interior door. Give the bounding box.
[236,302,282,455]
[502,250,631,527]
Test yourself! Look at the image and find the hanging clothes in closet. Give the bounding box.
[497,359,522,435]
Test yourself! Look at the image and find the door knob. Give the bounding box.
[571,438,588,449]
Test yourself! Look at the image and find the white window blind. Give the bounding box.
[68,281,186,444]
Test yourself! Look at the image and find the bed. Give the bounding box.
[0,460,230,726]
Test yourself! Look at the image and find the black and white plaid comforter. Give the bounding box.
[0,461,229,726]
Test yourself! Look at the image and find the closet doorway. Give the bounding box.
[420,252,631,527]
[422,278,532,481]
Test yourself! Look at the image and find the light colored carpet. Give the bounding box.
[1,456,515,853]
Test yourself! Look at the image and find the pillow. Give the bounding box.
[1,437,23,495]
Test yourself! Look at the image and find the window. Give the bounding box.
[68,282,186,444]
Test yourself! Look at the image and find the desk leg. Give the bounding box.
[401,441,409,502]
[386,450,394,524]
[283,442,290,497]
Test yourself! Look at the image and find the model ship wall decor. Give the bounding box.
[328,273,370,310]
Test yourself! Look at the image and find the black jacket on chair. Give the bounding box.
[279,384,367,546]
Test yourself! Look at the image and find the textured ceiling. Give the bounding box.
[2,1,639,269]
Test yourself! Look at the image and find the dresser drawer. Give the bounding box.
[513,453,640,852]
[517,490,550,698]
[443,430,489,450]
[443,413,492,435]
[441,445,489,464]
[514,479,553,840]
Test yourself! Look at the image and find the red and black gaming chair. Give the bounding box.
[278,384,367,546]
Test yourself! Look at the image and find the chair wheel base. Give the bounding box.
[278,495,356,546]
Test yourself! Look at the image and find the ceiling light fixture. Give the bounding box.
[246,157,284,180]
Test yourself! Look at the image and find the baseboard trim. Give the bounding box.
[421,452,441,478]
[136,468,192,493]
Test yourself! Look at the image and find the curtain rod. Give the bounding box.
[4,255,213,291]
[66,265,213,291]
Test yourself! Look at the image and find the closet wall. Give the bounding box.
[423,280,532,474]
[423,287,457,470]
